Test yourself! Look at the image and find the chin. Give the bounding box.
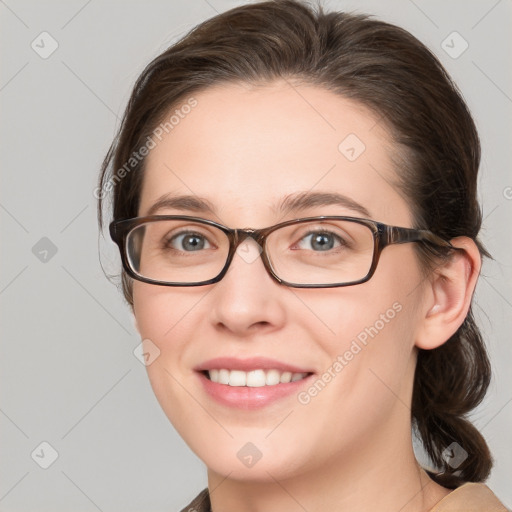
[184,432,313,483]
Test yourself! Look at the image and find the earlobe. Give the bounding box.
[415,237,481,350]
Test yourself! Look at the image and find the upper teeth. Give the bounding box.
[207,369,309,387]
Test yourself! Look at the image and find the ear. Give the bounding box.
[415,237,481,350]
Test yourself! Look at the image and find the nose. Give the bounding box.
[208,237,287,337]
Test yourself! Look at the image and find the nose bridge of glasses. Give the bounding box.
[229,228,265,265]
[233,228,264,245]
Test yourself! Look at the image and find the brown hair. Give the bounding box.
[98,0,492,488]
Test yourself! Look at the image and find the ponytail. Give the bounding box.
[412,309,493,487]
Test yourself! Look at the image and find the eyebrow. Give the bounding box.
[276,191,371,218]
[144,191,371,219]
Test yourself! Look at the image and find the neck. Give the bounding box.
[207,412,450,512]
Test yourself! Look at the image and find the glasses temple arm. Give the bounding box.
[385,225,455,249]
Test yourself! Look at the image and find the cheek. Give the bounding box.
[298,249,423,411]
[299,253,420,352]
[132,282,203,345]
[301,247,423,384]
[132,283,208,436]
[132,283,200,396]
[290,297,418,459]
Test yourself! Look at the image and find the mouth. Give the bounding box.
[195,357,315,409]
[202,368,312,387]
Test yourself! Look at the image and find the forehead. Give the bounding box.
[139,80,412,226]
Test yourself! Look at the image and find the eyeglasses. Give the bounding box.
[109,215,454,288]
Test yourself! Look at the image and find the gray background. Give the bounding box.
[0,1,510,511]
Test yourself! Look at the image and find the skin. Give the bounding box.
[132,80,481,512]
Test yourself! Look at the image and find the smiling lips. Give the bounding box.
[195,357,314,408]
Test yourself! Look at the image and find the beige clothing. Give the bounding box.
[179,483,509,512]
[429,483,508,511]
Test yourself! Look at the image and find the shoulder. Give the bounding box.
[429,482,509,512]
[179,488,210,512]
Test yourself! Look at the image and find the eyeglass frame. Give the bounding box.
[109,214,456,288]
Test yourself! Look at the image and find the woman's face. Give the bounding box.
[133,81,427,481]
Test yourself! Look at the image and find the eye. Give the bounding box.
[168,232,212,251]
[296,231,344,251]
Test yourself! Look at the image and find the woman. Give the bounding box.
[98,1,508,510]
